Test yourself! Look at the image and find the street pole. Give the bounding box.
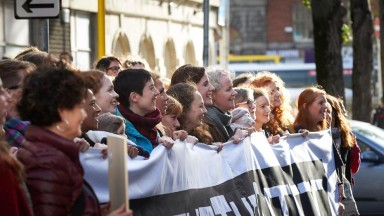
[203,0,209,67]
[98,0,106,59]
[219,0,229,69]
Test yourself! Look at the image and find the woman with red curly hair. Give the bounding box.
[251,71,294,136]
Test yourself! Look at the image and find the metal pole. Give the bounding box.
[40,19,49,52]
[98,0,106,59]
[203,0,209,66]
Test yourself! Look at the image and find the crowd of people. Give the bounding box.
[0,47,361,215]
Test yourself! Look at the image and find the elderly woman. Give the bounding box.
[16,67,130,216]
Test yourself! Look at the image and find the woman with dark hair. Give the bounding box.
[16,68,130,216]
[95,56,122,78]
[170,64,215,107]
[0,78,32,216]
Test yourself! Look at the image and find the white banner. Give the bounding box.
[80,131,338,215]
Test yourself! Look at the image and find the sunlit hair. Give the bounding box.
[234,87,254,105]
[81,70,105,95]
[327,94,355,148]
[123,54,148,69]
[170,64,205,86]
[233,72,255,87]
[205,67,231,91]
[250,71,293,135]
[162,96,183,136]
[0,59,35,89]
[294,87,328,131]
[252,87,270,102]
[166,83,197,130]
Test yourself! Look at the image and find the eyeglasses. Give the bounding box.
[236,100,255,108]
[107,66,121,71]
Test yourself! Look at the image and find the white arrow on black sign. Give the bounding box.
[15,0,61,19]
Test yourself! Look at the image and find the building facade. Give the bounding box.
[0,0,219,77]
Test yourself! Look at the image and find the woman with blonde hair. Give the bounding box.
[251,71,294,135]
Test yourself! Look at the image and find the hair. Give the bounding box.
[165,95,183,117]
[95,56,121,72]
[234,87,254,105]
[0,140,24,182]
[252,87,270,102]
[206,67,231,91]
[170,64,206,86]
[250,71,293,135]
[327,94,355,148]
[167,83,197,130]
[15,50,67,69]
[0,59,35,89]
[59,51,74,63]
[17,67,86,126]
[123,55,148,69]
[233,73,255,87]
[97,113,125,134]
[81,70,105,95]
[294,87,328,131]
[14,46,41,59]
[114,69,152,108]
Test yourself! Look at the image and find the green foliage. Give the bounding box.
[342,24,352,44]
[302,0,311,9]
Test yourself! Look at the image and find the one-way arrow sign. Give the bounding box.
[15,0,61,19]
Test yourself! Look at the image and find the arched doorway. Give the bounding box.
[139,35,156,70]
[164,38,177,77]
[184,41,196,65]
[111,30,131,58]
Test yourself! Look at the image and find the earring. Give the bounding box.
[56,120,69,132]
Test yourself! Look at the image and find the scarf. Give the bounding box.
[118,105,162,147]
[4,114,30,147]
[207,106,234,140]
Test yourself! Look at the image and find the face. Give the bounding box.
[82,90,102,132]
[213,74,237,112]
[255,95,271,124]
[237,100,256,120]
[185,91,207,131]
[155,79,169,115]
[307,94,328,123]
[162,114,180,136]
[5,69,28,117]
[136,79,160,116]
[196,73,214,106]
[95,76,119,114]
[0,86,10,125]
[266,81,282,108]
[61,101,87,139]
[106,60,121,77]
[116,123,127,138]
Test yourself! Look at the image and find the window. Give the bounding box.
[292,3,313,42]
[71,11,94,70]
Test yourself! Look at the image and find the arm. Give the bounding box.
[350,141,361,174]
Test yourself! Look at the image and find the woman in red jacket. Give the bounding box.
[16,66,131,216]
[0,78,32,216]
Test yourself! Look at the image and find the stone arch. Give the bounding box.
[139,35,156,70]
[184,41,196,65]
[164,38,177,78]
[111,29,131,58]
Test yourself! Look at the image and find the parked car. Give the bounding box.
[349,120,384,215]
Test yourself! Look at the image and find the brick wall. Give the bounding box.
[266,0,297,43]
[49,18,71,55]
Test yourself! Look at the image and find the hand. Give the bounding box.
[186,135,198,144]
[173,130,188,141]
[231,129,248,144]
[298,129,309,137]
[9,147,18,158]
[268,135,280,144]
[159,136,174,149]
[106,204,132,216]
[127,145,139,158]
[74,137,90,152]
[338,202,345,216]
[212,142,223,152]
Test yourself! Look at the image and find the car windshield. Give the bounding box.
[350,120,384,148]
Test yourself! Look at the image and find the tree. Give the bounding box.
[310,0,346,98]
[351,0,373,122]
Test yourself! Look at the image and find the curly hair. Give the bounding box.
[251,71,293,135]
[294,87,328,131]
[170,64,205,86]
[327,94,355,148]
[81,70,105,95]
[17,67,86,127]
[166,83,197,131]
